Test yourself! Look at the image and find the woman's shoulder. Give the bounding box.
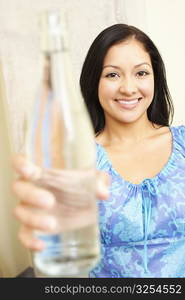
[95,133,111,170]
[95,142,110,170]
[170,125,185,152]
[171,124,185,139]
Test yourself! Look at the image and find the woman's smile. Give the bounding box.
[114,97,142,110]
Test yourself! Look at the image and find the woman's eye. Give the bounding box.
[137,71,149,77]
[106,72,119,78]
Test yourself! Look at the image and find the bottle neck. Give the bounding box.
[39,10,68,53]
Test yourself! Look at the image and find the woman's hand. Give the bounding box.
[12,155,110,251]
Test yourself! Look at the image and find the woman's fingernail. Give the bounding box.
[102,188,109,197]
[22,164,41,180]
[22,166,33,177]
[39,195,55,207]
[98,181,109,196]
[21,161,35,176]
[43,217,57,230]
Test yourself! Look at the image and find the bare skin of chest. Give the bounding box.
[98,128,172,184]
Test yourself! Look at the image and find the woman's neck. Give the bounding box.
[96,117,160,147]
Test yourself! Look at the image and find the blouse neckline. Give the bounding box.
[96,126,176,187]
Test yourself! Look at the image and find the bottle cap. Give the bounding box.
[39,11,67,53]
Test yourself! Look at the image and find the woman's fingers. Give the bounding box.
[12,154,110,252]
[12,155,110,201]
[18,226,45,251]
[12,180,55,209]
[12,154,42,180]
[14,204,57,232]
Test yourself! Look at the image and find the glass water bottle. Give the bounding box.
[25,11,100,277]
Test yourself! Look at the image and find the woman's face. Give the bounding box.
[98,38,154,125]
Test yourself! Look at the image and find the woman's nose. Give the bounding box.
[119,77,137,95]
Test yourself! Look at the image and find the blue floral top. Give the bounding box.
[90,125,185,278]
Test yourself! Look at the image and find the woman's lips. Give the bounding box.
[115,98,142,109]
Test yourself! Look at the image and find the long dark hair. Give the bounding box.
[80,24,174,134]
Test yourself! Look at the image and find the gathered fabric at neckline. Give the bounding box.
[95,126,180,188]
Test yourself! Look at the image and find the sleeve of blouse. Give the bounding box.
[95,144,109,170]
[96,144,104,169]
[178,125,185,137]
[176,125,185,149]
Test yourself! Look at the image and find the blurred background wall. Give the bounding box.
[0,0,184,277]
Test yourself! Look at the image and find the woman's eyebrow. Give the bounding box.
[103,62,152,69]
[102,65,121,69]
[134,62,152,68]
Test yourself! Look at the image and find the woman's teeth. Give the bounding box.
[117,99,139,105]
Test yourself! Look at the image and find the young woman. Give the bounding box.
[13,24,185,278]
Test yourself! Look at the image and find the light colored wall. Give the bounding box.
[145,0,185,125]
[0,0,184,276]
